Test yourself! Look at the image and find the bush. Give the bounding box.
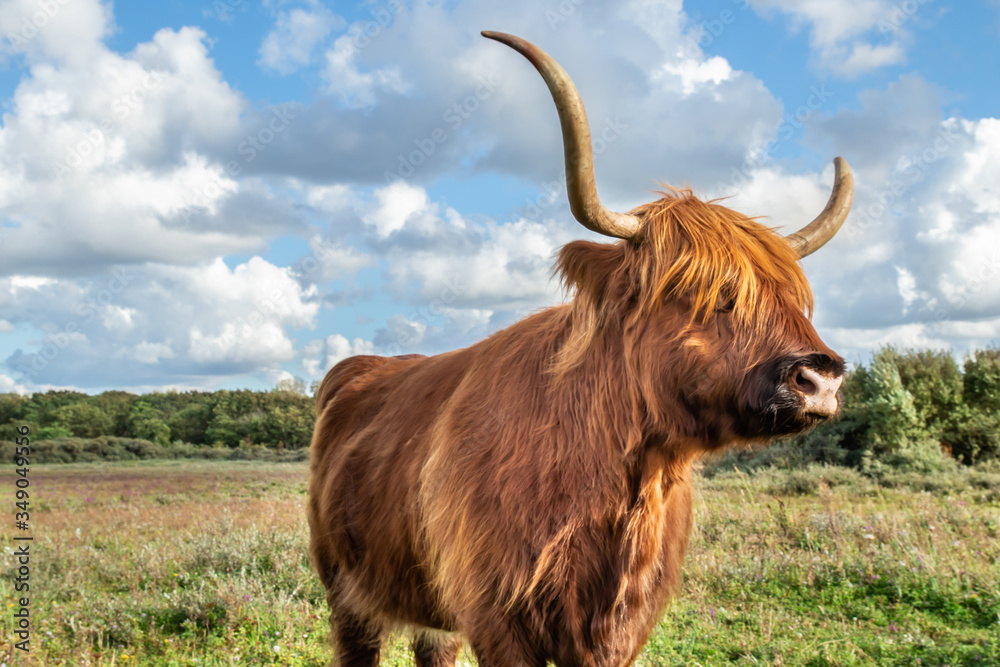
[0,436,170,463]
[948,407,1000,464]
[0,436,310,464]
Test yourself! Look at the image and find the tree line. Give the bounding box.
[0,377,316,451]
[1,347,997,470]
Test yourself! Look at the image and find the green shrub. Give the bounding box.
[0,436,311,464]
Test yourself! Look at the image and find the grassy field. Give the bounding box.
[1,460,998,666]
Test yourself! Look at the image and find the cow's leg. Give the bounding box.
[412,631,462,667]
[330,612,383,667]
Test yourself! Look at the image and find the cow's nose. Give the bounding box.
[791,366,843,418]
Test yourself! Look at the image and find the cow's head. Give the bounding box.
[484,31,850,446]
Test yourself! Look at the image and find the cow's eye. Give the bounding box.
[715,298,735,314]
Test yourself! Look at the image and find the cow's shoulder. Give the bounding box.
[315,354,427,413]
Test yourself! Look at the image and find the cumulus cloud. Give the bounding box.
[0,7,297,277]
[302,334,375,377]
[1,0,995,393]
[746,0,913,76]
[322,35,410,108]
[3,257,320,390]
[258,2,342,74]
[363,181,433,237]
[0,0,111,66]
[800,113,1000,360]
[0,374,28,394]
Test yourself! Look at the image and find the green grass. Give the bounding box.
[2,461,998,665]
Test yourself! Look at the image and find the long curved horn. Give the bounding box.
[482,31,642,240]
[784,157,854,258]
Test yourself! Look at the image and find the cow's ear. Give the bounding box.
[553,240,629,374]
[556,240,627,306]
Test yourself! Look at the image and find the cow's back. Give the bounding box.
[307,351,468,630]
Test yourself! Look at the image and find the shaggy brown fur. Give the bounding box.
[308,190,844,667]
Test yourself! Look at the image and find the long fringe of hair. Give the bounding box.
[553,187,815,374]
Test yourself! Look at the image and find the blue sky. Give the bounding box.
[1,0,999,394]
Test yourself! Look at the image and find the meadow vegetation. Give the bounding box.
[2,460,997,666]
[1,346,997,663]
[1,346,998,475]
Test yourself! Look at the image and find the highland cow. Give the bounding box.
[308,31,852,667]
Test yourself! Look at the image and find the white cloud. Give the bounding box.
[824,323,950,359]
[9,277,57,291]
[0,15,278,277]
[189,321,295,364]
[953,118,1000,215]
[322,35,409,108]
[133,341,175,364]
[794,109,1000,358]
[3,257,320,389]
[304,183,355,212]
[305,238,375,282]
[302,334,375,377]
[364,181,431,237]
[101,305,136,331]
[258,3,341,74]
[0,373,28,394]
[381,214,570,309]
[2,0,995,394]
[0,0,111,66]
[176,257,319,366]
[659,56,734,95]
[838,41,906,76]
[895,266,920,312]
[746,0,910,76]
